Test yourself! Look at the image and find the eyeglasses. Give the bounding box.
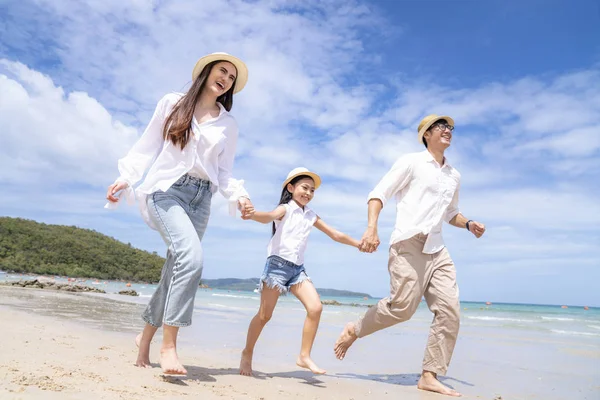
[431,122,454,131]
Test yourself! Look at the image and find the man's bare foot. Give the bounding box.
[239,349,253,376]
[159,347,187,376]
[134,333,151,368]
[334,322,357,360]
[296,355,326,374]
[417,371,461,397]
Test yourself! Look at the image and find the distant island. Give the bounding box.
[0,217,372,299]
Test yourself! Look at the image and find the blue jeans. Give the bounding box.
[261,255,310,294]
[142,174,212,327]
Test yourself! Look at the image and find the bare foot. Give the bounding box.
[296,355,326,375]
[134,333,151,368]
[417,372,461,397]
[334,322,357,360]
[160,347,187,376]
[239,349,253,376]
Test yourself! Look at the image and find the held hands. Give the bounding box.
[106,181,129,203]
[467,221,486,238]
[238,197,255,220]
[358,227,380,253]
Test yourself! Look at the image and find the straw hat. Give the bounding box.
[417,114,455,144]
[282,167,321,190]
[191,52,248,93]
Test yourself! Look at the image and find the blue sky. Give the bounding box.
[1,0,598,307]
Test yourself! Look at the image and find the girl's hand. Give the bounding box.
[106,181,129,203]
[238,197,255,220]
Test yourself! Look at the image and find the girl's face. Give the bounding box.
[288,177,315,207]
[206,61,237,96]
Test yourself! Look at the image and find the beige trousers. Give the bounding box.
[355,234,460,375]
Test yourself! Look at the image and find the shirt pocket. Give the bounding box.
[440,176,458,202]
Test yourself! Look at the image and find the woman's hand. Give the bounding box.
[106,181,129,203]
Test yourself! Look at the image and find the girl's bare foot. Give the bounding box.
[239,349,253,376]
[296,355,326,374]
[334,323,357,360]
[417,371,462,397]
[134,333,151,368]
[159,346,187,376]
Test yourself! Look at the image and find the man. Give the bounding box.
[334,114,485,397]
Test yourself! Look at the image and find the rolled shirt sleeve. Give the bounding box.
[444,181,461,223]
[367,155,414,206]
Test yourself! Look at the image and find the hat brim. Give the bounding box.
[192,53,248,94]
[417,115,455,143]
[282,172,322,190]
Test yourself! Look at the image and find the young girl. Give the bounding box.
[238,167,360,376]
[105,52,253,376]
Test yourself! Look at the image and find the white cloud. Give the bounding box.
[0,0,599,305]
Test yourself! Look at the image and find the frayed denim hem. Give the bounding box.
[260,276,289,295]
[289,275,312,289]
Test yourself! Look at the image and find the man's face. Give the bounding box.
[424,119,454,150]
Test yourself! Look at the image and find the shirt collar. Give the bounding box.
[287,200,312,215]
[421,150,451,169]
[191,103,228,131]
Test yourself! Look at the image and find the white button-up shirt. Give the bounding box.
[267,201,318,265]
[368,150,461,254]
[105,92,249,230]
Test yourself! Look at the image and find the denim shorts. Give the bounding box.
[260,255,310,294]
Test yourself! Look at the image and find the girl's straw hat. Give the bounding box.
[282,167,321,190]
[192,52,248,93]
[417,114,455,143]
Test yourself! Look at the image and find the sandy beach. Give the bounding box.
[0,284,598,399]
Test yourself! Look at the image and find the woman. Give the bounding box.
[105,52,254,375]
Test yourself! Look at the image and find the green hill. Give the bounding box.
[0,217,164,282]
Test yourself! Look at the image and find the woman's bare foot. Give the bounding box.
[334,323,357,360]
[239,349,253,376]
[417,371,461,397]
[134,333,151,368]
[296,355,326,374]
[159,346,187,376]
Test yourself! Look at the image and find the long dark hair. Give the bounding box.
[163,60,237,150]
[272,175,313,235]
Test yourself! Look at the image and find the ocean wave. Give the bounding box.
[588,325,600,331]
[551,329,600,337]
[466,316,534,323]
[540,316,574,321]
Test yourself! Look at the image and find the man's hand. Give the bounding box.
[358,227,380,253]
[238,197,255,220]
[468,221,486,238]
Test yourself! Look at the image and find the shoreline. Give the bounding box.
[2,271,597,309]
